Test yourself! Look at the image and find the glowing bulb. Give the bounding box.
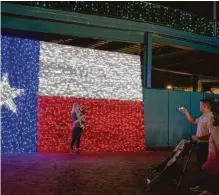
[166,85,173,90]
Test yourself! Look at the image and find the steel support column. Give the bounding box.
[143,33,152,88]
[191,75,198,92]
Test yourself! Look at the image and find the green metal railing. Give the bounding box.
[9,1,219,38]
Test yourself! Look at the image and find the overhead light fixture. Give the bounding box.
[166,85,173,90]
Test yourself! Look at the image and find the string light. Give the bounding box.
[1,35,39,154]
[1,73,25,113]
[217,22,219,38]
[38,97,145,152]
[13,1,218,37]
[38,41,145,152]
[1,35,145,153]
[39,42,143,101]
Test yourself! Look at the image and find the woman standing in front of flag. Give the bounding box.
[70,103,85,154]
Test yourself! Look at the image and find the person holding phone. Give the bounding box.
[180,99,214,193]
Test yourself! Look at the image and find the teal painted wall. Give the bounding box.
[143,89,215,147]
[144,89,168,147]
[168,91,191,146]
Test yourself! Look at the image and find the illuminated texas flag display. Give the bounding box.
[1,35,145,154]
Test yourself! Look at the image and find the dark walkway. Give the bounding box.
[1,151,198,195]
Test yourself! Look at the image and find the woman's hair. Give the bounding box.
[212,98,219,126]
[213,111,219,126]
[72,103,78,113]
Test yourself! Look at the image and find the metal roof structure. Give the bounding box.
[2,2,219,89]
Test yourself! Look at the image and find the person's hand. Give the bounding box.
[179,107,188,114]
[191,135,199,142]
[74,120,80,126]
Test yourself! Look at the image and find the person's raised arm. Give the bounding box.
[180,108,197,125]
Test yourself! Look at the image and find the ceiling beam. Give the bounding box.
[89,40,110,49]
[152,67,219,79]
[1,16,144,43]
[116,44,140,53]
[2,2,219,48]
[153,50,193,59]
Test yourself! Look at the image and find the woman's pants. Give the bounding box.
[70,127,82,150]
